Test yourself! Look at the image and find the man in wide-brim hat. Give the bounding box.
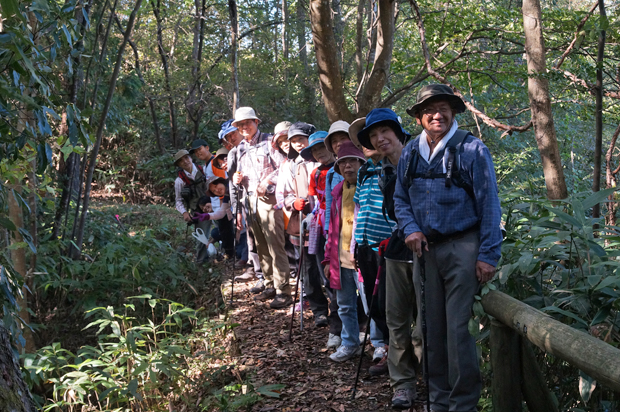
[393,84,502,411]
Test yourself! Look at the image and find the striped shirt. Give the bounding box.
[353,159,397,247]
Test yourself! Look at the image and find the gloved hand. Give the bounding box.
[379,237,391,257]
[293,198,307,212]
[302,213,314,231]
[193,213,211,222]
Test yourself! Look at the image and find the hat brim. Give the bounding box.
[334,155,365,176]
[300,139,326,162]
[406,94,466,117]
[347,118,366,152]
[232,117,261,126]
[325,127,351,154]
[357,119,405,150]
[205,177,228,197]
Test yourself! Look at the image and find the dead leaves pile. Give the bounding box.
[221,274,425,412]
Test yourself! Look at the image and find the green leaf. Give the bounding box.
[256,384,286,398]
[581,188,616,210]
[0,216,16,230]
[0,0,22,20]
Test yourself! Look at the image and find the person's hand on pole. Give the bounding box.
[236,213,243,232]
[293,198,307,212]
[233,172,243,185]
[405,231,428,257]
[476,261,495,283]
[183,212,193,223]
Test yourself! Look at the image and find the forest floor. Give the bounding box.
[219,268,428,412]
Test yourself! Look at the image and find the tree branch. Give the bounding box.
[409,0,532,135]
[554,1,599,69]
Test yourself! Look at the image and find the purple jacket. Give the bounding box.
[322,181,345,290]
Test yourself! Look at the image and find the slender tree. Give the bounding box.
[522,0,568,199]
[592,0,607,218]
[74,0,144,256]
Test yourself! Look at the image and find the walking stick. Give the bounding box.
[288,231,305,341]
[298,211,305,331]
[419,241,431,412]
[351,243,385,400]
[230,186,239,306]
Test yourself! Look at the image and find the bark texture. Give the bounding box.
[309,0,352,122]
[522,0,568,199]
[592,0,606,218]
[0,324,35,411]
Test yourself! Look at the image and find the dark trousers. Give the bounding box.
[357,244,389,344]
[315,233,343,336]
[285,234,298,275]
[211,218,234,257]
[301,245,329,317]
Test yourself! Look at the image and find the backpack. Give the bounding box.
[403,130,474,199]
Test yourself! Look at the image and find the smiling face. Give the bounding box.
[209,182,226,197]
[234,119,259,140]
[368,124,402,160]
[176,155,193,173]
[214,156,228,170]
[329,132,350,155]
[311,143,335,165]
[290,135,309,154]
[415,100,455,140]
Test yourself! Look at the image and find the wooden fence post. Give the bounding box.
[490,319,522,412]
[521,340,559,412]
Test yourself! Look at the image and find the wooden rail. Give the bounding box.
[481,290,620,411]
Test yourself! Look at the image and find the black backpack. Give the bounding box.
[403,130,474,199]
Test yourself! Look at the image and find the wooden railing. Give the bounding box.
[481,290,620,412]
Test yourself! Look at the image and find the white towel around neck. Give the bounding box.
[418,120,459,172]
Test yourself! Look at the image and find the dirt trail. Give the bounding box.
[222,273,426,412]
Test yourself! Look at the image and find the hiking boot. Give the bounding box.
[269,294,293,309]
[253,287,276,301]
[369,353,388,376]
[234,259,247,269]
[249,280,265,294]
[372,345,387,362]
[329,345,362,362]
[326,333,341,349]
[315,314,328,327]
[359,332,368,345]
[234,271,256,282]
[391,388,417,410]
[294,300,310,312]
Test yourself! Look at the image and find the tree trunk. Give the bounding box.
[298,1,316,120]
[187,0,207,140]
[8,187,35,354]
[522,0,568,200]
[115,15,165,154]
[309,0,351,122]
[81,0,110,109]
[604,123,620,227]
[0,324,35,411]
[74,0,144,257]
[281,0,288,59]
[229,0,239,113]
[355,0,364,84]
[356,0,395,115]
[52,1,93,239]
[592,0,606,218]
[151,0,179,148]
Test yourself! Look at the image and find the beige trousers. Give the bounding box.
[249,195,291,295]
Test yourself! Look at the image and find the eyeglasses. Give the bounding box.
[420,106,452,116]
[339,158,362,166]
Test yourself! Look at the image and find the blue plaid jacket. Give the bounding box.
[394,133,502,266]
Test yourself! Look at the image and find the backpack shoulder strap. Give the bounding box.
[178,169,192,186]
[445,130,474,199]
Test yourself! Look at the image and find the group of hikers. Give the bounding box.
[172,84,503,411]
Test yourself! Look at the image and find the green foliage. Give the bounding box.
[22,296,245,411]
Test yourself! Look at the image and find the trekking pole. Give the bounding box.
[288,236,305,341]
[419,241,431,412]
[299,211,304,331]
[351,243,385,400]
[230,187,239,306]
